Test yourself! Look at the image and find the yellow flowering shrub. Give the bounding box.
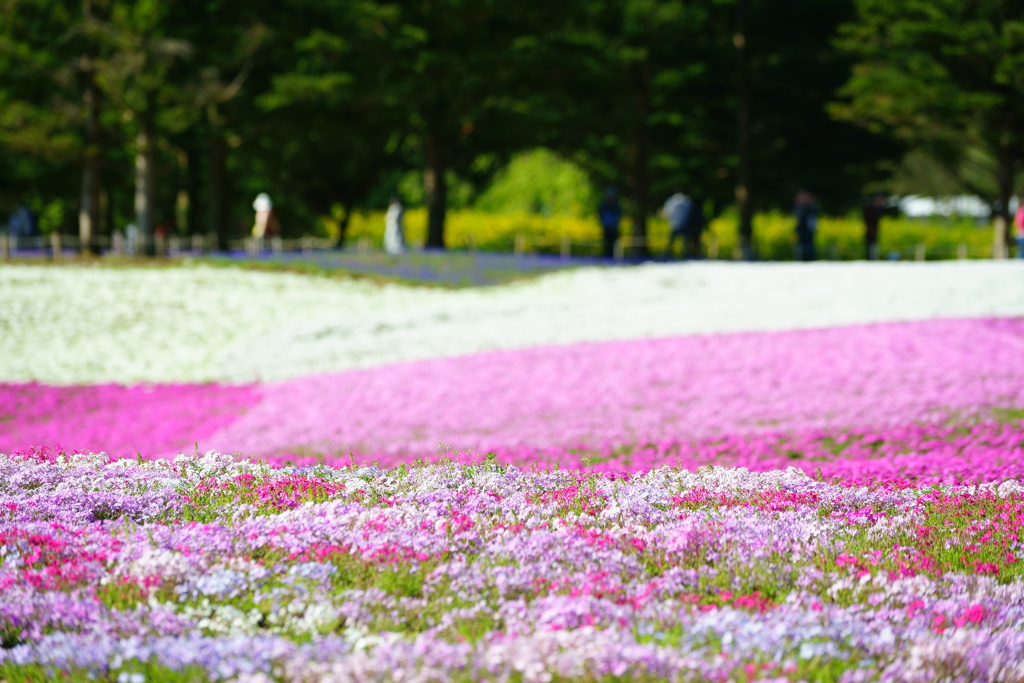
[344,209,609,256]
[703,213,994,260]
[337,209,996,260]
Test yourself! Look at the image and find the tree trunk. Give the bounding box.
[79,168,98,253]
[628,133,650,259]
[735,1,754,260]
[105,187,115,239]
[424,132,447,249]
[208,128,227,249]
[996,142,1014,248]
[335,200,353,249]
[78,74,101,254]
[628,66,651,259]
[185,145,201,236]
[134,119,156,250]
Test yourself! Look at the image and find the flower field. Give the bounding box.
[3,261,1022,384]
[3,449,1024,682]
[2,260,1024,681]
[6,317,1024,484]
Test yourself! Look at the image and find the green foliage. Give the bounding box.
[834,0,1024,208]
[97,578,176,611]
[35,198,70,235]
[0,624,26,649]
[475,148,598,217]
[0,0,87,218]
[992,408,1024,425]
[175,473,347,523]
[0,0,1007,248]
[378,568,427,599]
[0,662,212,683]
[393,169,478,210]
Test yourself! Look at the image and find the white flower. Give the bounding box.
[3,261,1022,384]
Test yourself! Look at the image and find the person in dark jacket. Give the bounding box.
[7,205,38,238]
[683,197,706,259]
[598,186,622,259]
[793,189,818,262]
[863,193,885,260]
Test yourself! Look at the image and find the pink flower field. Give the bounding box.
[4,317,1024,483]
[4,265,1024,682]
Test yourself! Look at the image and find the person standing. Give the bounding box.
[154,221,169,257]
[662,191,691,259]
[597,186,622,259]
[252,193,273,240]
[1014,197,1024,259]
[384,195,406,254]
[683,196,706,259]
[863,193,885,260]
[793,189,818,262]
[125,223,140,255]
[7,204,37,241]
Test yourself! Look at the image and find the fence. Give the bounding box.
[0,230,1013,263]
[0,232,219,259]
[514,234,995,262]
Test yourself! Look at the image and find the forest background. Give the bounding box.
[1,0,1022,255]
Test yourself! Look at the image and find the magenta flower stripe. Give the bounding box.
[3,317,1023,484]
[205,317,1024,466]
[0,381,261,458]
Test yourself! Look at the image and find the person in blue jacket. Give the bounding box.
[7,204,38,239]
[793,189,818,261]
[597,186,622,259]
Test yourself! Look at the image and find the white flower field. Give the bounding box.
[2,260,1022,384]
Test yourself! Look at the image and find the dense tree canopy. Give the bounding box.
[834,0,1024,240]
[1,0,998,254]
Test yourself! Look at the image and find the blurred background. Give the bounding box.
[1,0,1021,260]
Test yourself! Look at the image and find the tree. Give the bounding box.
[90,1,191,245]
[544,0,892,258]
[166,0,266,242]
[554,0,736,250]
[248,0,408,244]
[367,0,571,248]
[0,0,111,248]
[543,0,714,257]
[75,1,105,251]
[0,0,903,256]
[834,0,1024,243]
[717,0,900,254]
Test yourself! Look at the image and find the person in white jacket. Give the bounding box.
[384,195,406,254]
[252,193,273,239]
[662,192,691,258]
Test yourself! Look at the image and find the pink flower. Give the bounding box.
[954,604,986,628]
